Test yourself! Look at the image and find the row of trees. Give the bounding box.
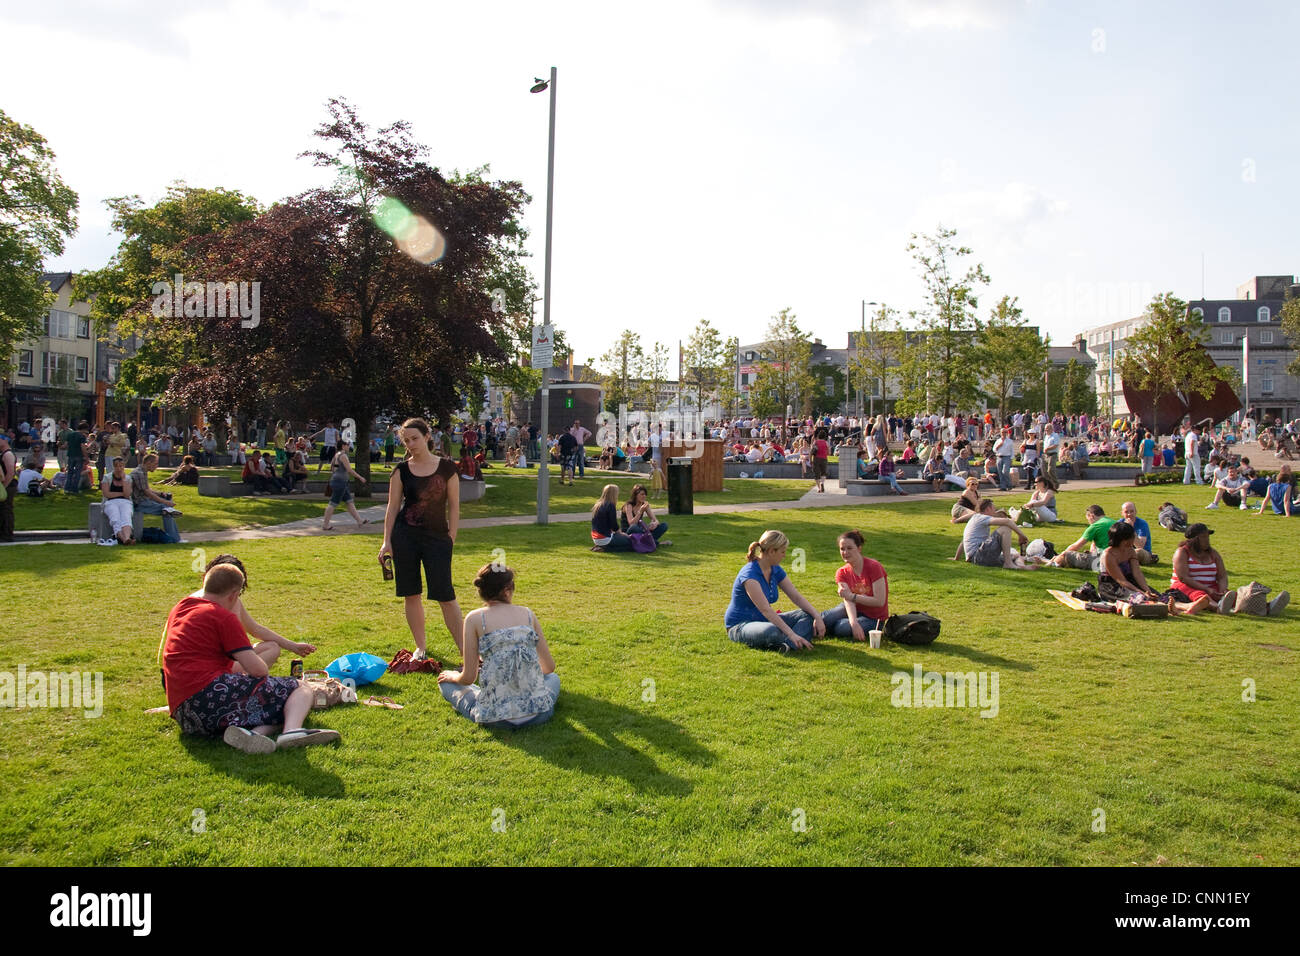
[597,320,744,418]
[14,98,540,488]
[846,228,1097,419]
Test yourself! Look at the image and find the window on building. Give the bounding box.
[1219,330,1234,345]
[77,316,91,338]
[1257,306,1270,322]
[1261,375,1274,393]
[75,356,89,382]
[1261,330,1274,345]
[18,349,33,376]
[1191,307,1204,319]
[1218,307,1231,323]
[42,351,72,385]
[43,310,74,339]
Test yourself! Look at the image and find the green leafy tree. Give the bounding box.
[849,303,905,417]
[977,295,1046,419]
[893,323,934,417]
[1282,294,1300,378]
[808,362,845,417]
[637,341,670,413]
[600,329,643,414]
[74,185,262,405]
[1022,358,1097,417]
[0,108,79,380]
[1117,292,1232,431]
[682,318,729,415]
[907,226,989,415]
[716,335,742,418]
[757,307,815,420]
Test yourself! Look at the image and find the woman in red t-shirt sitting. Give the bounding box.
[821,529,889,640]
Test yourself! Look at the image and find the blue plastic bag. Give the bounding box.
[325,652,388,687]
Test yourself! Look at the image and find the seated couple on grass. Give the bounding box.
[160,561,338,754]
[590,483,671,552]
[724,529,888,653]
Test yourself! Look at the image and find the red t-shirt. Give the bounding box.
[835,559,888,620]
[161,597,253,714]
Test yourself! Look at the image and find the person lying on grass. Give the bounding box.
[724,529,832,652]
[953,499,1043,570]
[821,529,889,640]
[437,563,560,727]
[1096,521,1162,603]
[161,563,339,753]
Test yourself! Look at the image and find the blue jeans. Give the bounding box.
[441,672,561,727]
[628,521,668,541]
[65,459,82,494]
[997,455,1012,491]
[822,604,884,638]
[879,472,904,493]
[137,498,180,542]
[727,608,826,652]
[575,447,586,478]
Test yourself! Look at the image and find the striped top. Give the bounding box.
[1171,546,1219,590]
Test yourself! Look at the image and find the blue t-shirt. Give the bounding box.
[1128,517,1152,546]
[1268,482,1292,514]
[724,561,786,627]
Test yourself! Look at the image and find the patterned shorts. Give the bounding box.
[173,674,300,736]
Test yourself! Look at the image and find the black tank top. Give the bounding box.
[396,457,459,538]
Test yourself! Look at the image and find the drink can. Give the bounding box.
[382,554,394,581]
[290,659,303,679]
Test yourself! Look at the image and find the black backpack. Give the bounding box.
[883,611,941,645]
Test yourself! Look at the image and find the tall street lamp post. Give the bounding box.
[532,67,557,525]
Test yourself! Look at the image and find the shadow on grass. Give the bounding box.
[927,642,1034,671]
[180,734,346,797]
[490,691,714,796]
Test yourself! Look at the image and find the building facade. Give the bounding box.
[5,273,97,429]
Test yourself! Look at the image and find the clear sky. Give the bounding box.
[6,0,1297,365]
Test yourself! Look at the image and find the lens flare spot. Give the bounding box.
[374,196,445,264]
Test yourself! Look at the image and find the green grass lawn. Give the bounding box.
[2,485,1296,865]
[12,466,811,532]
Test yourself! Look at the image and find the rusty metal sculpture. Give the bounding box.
[1122,341,1241,435]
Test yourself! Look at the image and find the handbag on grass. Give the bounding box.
[302,670,358,709]
[1232,581,1270,616]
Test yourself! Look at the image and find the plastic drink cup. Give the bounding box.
[869,629,883,649]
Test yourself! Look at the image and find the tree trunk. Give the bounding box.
[354,414,373,497]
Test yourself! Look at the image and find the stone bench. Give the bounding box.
[88,502,145,541]
[845,479,938,497]
[198,475,332,497]
[723,460,840,479]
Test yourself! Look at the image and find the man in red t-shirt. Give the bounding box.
[161,564,340,753]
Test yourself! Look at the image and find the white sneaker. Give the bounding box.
[1240,502,1248,510]
[1205,503,1218,509]
[1268,591,1290,616]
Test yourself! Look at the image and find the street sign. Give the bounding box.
[531,323,554,369]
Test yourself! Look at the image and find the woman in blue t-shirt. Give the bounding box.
[724,529,829,653]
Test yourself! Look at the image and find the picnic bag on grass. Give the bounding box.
[324,652,388,686]
[1232,581,1271,616]
[302,670,359,709]
[883,611,941,645]
[628,531,658,553]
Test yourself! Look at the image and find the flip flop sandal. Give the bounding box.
[378,697,403,710]
[276,728,341,748]
[223,726,276,754]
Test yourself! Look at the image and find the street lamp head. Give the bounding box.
[530,78,550,93]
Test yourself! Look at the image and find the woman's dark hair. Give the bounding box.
[181,455,195,466]
[401,417,436,452]
[838,529,864,548]
[625,483,648,509]
[204,553,248,590]
[1107,521,1136,548]
[814,427,828,439]
[473,562,515,601]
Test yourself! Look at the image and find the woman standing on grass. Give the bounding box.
[822,529,889,641]
[812,428,830,493]
[322,440,368,530]
[724,529,829,653]
[380,418,462,662]
[438,563,560,727]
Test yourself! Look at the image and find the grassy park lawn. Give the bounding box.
[2,485,1297,866]
[12,467,811,532]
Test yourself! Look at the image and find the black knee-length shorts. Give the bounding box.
[391,524,456,601]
